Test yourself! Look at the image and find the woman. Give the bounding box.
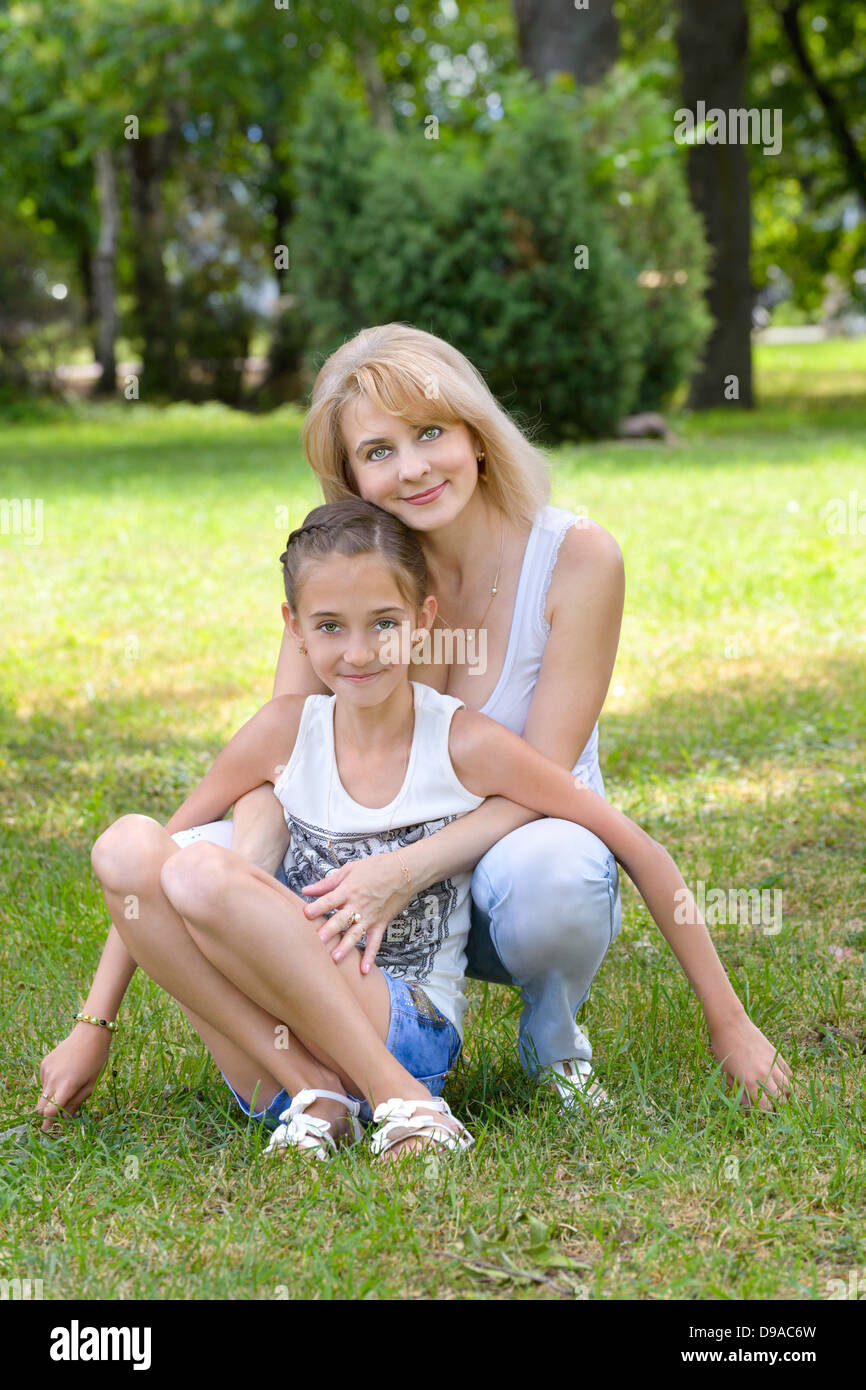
[220,321,626,1108]
[38,322,626,1132]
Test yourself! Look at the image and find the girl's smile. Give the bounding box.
[285,552,437,730]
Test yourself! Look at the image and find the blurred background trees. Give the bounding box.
[0,0,863,434]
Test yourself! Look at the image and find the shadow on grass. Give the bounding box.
[2,651,862,829]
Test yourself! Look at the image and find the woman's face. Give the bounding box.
[339,394,482,532]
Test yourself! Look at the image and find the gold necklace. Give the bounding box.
[325,703,416,856]
[432,513,504,642]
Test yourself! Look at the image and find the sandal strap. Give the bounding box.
[542,1060,611,1111]
[295,1089,363,1132]
[265,1088,363,1160]
[369,1097,473,1157]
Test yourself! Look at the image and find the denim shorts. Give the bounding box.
[220,971,462,1129]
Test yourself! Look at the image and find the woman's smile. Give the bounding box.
[401,480,448,505]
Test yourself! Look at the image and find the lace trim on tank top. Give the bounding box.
[536,514,579,639]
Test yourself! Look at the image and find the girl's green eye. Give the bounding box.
[319,622,339,633]
[421,426,441,440]
[376,619,397,631]
[369,447,387,461]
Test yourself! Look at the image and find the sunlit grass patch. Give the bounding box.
[1,341,863,1299]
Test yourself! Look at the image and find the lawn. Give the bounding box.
[0,340,864,1300]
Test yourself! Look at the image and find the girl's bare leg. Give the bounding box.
[156,838,440,1112]
[91,815,358,1138]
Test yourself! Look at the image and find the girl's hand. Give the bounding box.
[709,1012,793,1111]
[37,1024,113,1132]
[301,852,413,975]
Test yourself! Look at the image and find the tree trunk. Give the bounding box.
[92,147,119,396]
[677,0,754,409]
[126,129,178,395]
[356,30,395,132]
[512,0,619,85]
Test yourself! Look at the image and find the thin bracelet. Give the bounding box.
[394,851,412,889]
[74,1012,118,1033]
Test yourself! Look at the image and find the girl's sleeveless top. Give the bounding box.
[273,681,485,1038]
[478,504,604,795]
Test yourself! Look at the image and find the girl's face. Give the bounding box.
[284,551,436,703]
[339,394,482,532]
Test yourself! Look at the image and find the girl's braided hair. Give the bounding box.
[280,498,429,614]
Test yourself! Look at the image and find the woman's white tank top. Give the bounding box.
[273,681,485,1037]
[478,504,604,795]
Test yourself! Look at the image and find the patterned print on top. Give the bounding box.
[282,812,459,985]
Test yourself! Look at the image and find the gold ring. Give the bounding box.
[349,912,362,926]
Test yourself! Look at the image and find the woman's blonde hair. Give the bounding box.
[302,323,551,527]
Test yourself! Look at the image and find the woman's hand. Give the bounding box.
[37,1024,113,1132]
[301,852,413,974]
[709,1012,793,1111]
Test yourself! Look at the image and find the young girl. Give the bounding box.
[46,499,792,1161]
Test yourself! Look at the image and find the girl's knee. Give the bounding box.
[159,840,228,920]
[91,814,168,896]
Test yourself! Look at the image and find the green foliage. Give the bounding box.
[577,68,714,412]
[291,69,710,440]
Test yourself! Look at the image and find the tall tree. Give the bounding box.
[676,0,754,408]
[92,148,119,394]
[512,0,619,84]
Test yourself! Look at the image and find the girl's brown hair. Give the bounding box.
[280,498,429,615]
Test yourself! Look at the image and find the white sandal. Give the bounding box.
[369,1097,474,1159]
[542,1058,613,1113]
[263,1089,363,1162]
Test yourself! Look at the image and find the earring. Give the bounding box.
[297,643,307,656]
[476,451,487,478]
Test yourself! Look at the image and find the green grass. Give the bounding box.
[1,341,864,1299]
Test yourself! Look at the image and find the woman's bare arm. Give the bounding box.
[450,711,792,1107]
[230,616,332,869]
